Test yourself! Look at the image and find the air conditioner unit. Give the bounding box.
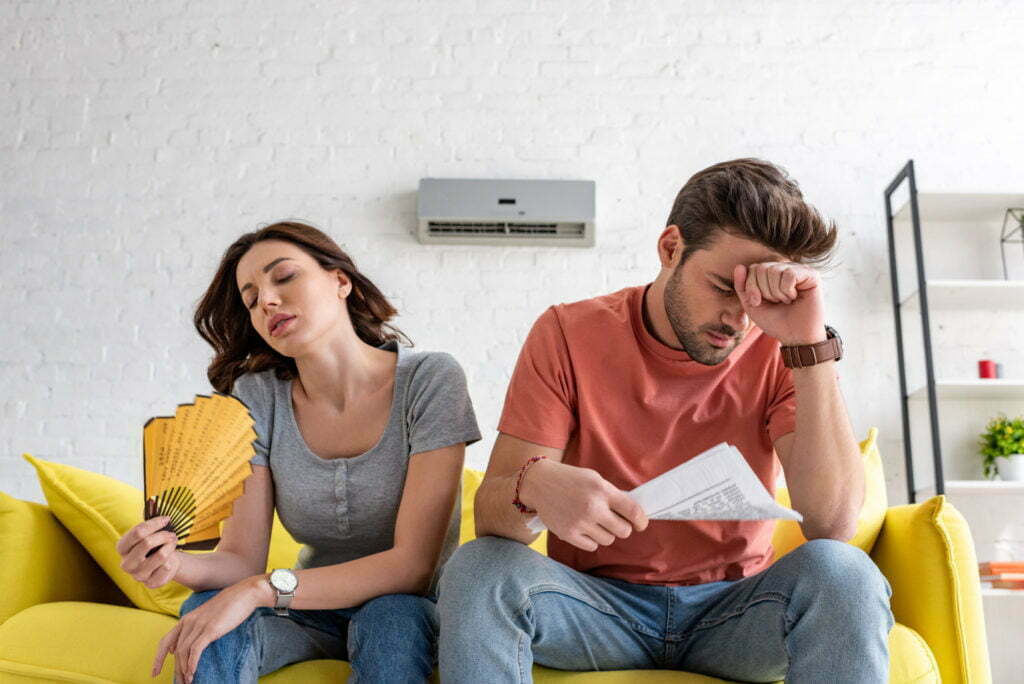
[416,178,595,247]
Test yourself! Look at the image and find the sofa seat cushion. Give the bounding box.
[0,602,180,682]
[886,623,941,683]
[0,602,387,684]
[0,601,935,683]
[0,491,132,626]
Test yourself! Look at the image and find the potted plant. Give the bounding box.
[979,413,1024,481]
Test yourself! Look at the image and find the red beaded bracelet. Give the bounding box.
[512,455,547,514]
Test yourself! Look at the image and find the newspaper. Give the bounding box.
[526,442,802,534]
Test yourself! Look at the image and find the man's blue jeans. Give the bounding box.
[438,536,894,683]
[177,588,437,683]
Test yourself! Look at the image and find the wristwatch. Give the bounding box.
[268,568,298,616]
[780,325,843,368]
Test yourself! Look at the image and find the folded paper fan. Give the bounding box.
[142,392,258,553]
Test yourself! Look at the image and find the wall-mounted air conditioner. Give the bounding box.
[416,178,595,247]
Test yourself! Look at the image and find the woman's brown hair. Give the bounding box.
[194,221,411,394]
[665,158,839,269]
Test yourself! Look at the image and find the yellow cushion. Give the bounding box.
[886,623,941,683]
[22,453,302,617]
[0,491,131,625]
[460,468,548,554]
[870,495,992,684]
[771,427,887,559]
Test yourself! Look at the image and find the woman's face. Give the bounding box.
[235,239,351,355]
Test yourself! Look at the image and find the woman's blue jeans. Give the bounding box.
[177,588,438,683]
[438,536,894,683]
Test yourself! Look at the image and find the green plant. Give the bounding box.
[979,413,1024,479]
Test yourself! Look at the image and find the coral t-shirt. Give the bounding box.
[497,283,798,586]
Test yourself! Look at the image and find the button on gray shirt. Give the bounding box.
[229,340,482,598]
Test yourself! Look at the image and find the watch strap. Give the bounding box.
[780,327,842,368]
[273,589,293,616]
[270,569,296,616]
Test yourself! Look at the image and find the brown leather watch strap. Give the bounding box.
[780,327,843,368]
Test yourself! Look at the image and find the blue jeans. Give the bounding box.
[177,588,438,683]
[438,536,894,683]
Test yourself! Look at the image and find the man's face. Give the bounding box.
[663,231,785,365]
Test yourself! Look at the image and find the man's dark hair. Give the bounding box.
[666,158,838,269]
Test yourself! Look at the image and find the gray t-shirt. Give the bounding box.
[229,339,482,598]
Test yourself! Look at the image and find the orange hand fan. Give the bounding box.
[142,392,258,553]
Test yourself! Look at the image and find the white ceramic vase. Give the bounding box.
[998,454,1024,481]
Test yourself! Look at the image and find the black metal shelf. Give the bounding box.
[884,160,944,503]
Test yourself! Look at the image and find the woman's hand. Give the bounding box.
[152,577,265,683]
[116,515,182,589]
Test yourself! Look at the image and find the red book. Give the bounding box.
[990,579,1024,589]
[979,561,1024,575]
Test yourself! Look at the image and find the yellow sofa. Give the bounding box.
[0,448,992,683]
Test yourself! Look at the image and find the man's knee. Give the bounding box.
[441,536,529,587]
[789,539,892,606]
[439,536,539,608]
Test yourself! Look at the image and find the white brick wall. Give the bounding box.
[3,0,1024,508]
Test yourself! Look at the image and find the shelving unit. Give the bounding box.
[885,162,1024,682]
[883,160,1024,502]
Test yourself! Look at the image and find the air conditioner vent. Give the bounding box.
[427,221,586,238]
[417,178,595,247]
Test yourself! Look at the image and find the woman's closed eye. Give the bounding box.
[246,274,296,309]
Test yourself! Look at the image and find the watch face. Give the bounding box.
[270,569,297,592]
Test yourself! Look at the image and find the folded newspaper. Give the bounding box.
[526,442,803,534]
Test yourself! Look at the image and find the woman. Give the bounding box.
[115,221,481,683]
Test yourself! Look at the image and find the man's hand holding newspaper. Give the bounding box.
[526,442,801,534]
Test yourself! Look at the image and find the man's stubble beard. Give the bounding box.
[663,264,737,366]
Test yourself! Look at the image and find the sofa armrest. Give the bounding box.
[0,492,130,625]
[870,495,992,683]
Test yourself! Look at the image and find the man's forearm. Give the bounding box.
[474,471,544,545]
[787,362,863,541]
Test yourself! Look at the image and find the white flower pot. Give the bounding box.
[998,454,1024,481]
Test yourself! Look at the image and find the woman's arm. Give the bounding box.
[243,443,465,609]
[173,465,275,592]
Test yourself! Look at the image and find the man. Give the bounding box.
[438,158,893,683]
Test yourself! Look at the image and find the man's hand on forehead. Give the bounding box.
[733,262,826,346]
[734,262,814,307]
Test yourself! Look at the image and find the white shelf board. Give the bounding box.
[900,279,1024,310]
[893,192,1024,223]
[981,587,1024,597]
[916,480,1024,498]
[944,480,1024,492]
[908,379,1024,401]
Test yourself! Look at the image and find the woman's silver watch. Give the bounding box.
[268,568,298,616]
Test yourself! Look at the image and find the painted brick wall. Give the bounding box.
[3,0,1023,509]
